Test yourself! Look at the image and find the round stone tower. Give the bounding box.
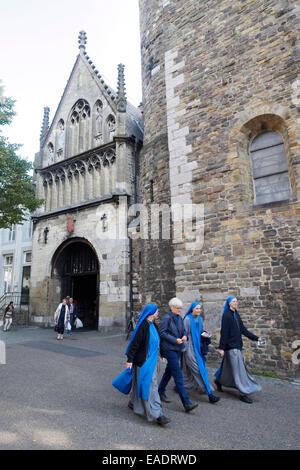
[138,0,300,378]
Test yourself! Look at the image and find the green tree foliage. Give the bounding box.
[0,82,43,229]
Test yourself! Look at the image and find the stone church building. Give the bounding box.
[30,31,142,330]
[30,0,300,379]
[135,0,300,379]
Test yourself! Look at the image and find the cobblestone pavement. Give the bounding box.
[0,327,299,450]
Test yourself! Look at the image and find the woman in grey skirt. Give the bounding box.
[181,302,220,404]
[112,304,170,426]
[215,296,262,404]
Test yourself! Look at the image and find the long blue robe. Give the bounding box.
[112,304,159,401]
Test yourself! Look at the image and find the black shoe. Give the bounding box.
[214,379,223,392]
[240,395,253,404]
[156,415,170,426]
[208,394,220,404]
[128,401,134,410]
[184,402,198,412]
[160,394,172,403]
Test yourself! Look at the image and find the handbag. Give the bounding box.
[112,367,133,395]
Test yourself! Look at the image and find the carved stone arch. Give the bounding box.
[77,159,86,175]
[50,237,100,329]
[102,148,116,167]
[43,172,52,186]
[89,153,101,171]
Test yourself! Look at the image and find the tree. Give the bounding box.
[0,82,43,229]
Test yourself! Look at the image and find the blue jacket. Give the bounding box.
[159,310,187,357]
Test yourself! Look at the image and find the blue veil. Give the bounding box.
[222,296,237,316]
[125,304,158,356]
[215,296,237,380]
[184,302,211,395]
[113,303,159,398]
[184,301,201,319]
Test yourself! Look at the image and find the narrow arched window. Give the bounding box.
[69,99,91,155]
[250,131,291,204]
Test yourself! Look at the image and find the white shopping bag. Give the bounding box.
[75,318,83,328]
[66,321,72,332]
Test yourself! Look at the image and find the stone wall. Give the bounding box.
[138,0,300,377]
[30,199,130,330]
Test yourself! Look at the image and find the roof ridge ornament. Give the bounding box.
[116,63,127,113]
[40,106,50,147]
[78,30,87,53]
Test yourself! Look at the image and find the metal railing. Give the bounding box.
[0,292,30,326]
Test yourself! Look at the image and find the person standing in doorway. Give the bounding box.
[67,297,77,334]
[158,297,198,413]
[54,298,70,340]
[3,302,14,331]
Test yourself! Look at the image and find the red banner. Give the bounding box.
[66,217,74,233]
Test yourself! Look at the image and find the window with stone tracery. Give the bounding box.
[70,99,90,124]
[68,99,91,156]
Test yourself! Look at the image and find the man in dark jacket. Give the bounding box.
[158,298,198,413]
[67,297,78,332]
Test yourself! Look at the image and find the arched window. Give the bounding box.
[56,119,65,160]
[93,99,103,147]
[250,131,291,204]
[70,99,90,124]
[106,114,116,141]
[68,99,91,156]
[47,142,54,165]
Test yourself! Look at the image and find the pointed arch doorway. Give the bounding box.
[52,238,100,330]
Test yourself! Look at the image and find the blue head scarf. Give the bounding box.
[184,301,201,319]
[113,303,159,398]
[215,296,238,381]
[222,296,237,315]
[184,301,211,395]
[125,303,158,356]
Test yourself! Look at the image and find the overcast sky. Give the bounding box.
[0,0,142,162]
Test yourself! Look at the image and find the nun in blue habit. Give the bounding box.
[112,304,170,426]
[214,296,262,404]
[181,302,220,404]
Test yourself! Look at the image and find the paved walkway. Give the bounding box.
[0,326,299,450]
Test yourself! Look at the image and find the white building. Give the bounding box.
[0,218,32,303]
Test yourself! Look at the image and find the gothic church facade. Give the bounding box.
[30,31,142,330]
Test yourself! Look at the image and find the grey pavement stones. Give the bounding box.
[0,327,299,450]
[21,340,105,358]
